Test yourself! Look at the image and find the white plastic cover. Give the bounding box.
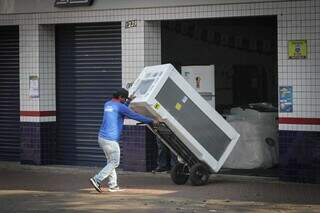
[224,108,278,169]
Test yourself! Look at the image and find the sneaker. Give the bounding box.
[108,186,124,192]
[90,178,102,193]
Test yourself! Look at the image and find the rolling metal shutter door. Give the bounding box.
[56,23,121,166]
[0,26,20,161]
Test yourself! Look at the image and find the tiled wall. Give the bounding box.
[121,125,157,172]
[39,25,56,122]
[279,131,320,183]
[277,0,320,131]
[121,20,145,89]
[122,20,161,89]
[19,23,56,164]
[19,24,40,118]
[19,24,56,122]
[21,122,56,165]
[2,0,318,131]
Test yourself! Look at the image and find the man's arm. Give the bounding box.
[120,104,154,124]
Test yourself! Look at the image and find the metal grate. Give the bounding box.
[0,26,20,161]
[55,22,121,166]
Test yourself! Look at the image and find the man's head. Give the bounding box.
[113,88,129,103]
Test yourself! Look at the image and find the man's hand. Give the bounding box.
[128,94,136,101]
[153,118,163,127]
[126,94,136,105]
[153,119,159,126]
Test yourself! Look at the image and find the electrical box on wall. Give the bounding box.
[181,65,215,108]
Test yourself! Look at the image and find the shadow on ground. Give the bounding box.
[0,169,320,212]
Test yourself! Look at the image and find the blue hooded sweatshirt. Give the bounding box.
[99,99,153,142]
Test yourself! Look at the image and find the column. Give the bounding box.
[20,24,56,165]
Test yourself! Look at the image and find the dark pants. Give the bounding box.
[156,137,176,170]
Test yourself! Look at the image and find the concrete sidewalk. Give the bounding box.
[0,162,320,213]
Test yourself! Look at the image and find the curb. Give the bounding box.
[0,161,285,184]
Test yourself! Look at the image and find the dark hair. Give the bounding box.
[113,88,129,99]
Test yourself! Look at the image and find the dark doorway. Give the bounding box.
[161,16,278,177]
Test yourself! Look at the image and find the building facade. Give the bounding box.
[0,0,319,183]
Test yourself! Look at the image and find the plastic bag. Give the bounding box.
[223,108,278,169]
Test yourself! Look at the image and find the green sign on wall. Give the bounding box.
[288,40,307,59]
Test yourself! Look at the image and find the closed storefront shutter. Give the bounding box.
[55,23,121,166]
[0,26,20,161]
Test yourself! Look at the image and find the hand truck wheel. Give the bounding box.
[189,163,210,186]
[170,163,189,185]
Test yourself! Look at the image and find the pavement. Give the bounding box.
[0,162,320,213]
